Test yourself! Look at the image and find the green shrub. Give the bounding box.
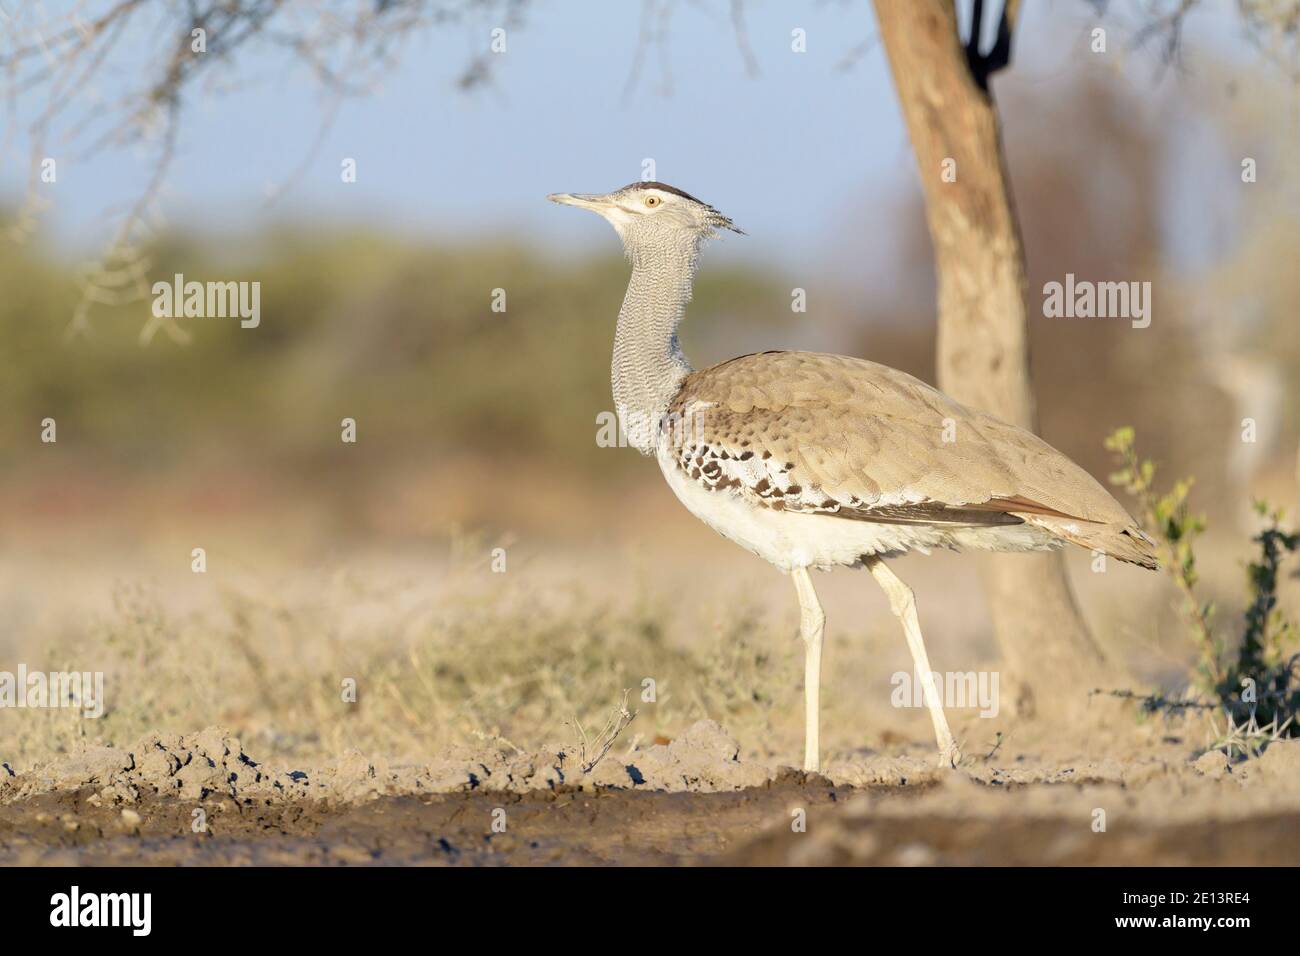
[1106,427,1299,756]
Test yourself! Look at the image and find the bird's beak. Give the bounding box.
[547,192,614,212]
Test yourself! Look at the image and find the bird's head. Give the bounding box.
[548,182,743,257]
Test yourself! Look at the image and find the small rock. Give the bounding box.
[585,757,639,788]
[419,764,474,792]
[335,749,375,780]
[135,746,181,781]
[44,747,133,789]
[1193,750,1230,778]
[668,720,741,764]
[175,757,225,798]
[100,781,140,804]
[1249,738,1300,782]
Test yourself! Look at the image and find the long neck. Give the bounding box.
[612,238,698,454]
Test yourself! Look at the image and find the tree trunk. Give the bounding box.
[872,0,1117,715]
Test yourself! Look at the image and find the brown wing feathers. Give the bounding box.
[665,351,1158,568]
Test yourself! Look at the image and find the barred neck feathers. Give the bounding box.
[611,233,700,454]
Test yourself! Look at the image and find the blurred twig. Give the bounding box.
[1,0,528,340]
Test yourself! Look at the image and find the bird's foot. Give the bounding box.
[937,741,962,769]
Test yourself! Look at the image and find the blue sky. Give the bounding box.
[0,0,1267,274]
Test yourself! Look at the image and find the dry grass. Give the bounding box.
[0,510,1237,776]
[0,564,807,772]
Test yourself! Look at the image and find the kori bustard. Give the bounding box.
[549,181,1156,772]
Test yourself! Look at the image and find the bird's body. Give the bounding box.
[549,181,1155,772]
[659,349,1154,572]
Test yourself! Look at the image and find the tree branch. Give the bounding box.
[1,0,527,341]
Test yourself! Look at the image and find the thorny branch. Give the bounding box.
[622,0,677,102]
[1092,0,1299,82]
[728,0,760,78]
[572,690,638,774]
[0,0,527,340]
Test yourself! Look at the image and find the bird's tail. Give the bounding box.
[1029,518,1160,570]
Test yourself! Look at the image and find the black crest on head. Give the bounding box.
[619,181,745,235]
[620,181,711,205]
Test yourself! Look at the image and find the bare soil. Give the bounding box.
[3,532,1297,867]
[3,719,1299,865]
[5,778,1300,866]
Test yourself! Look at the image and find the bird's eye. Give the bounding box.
[644,195,661,207]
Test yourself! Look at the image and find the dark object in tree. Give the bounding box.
[874,0,1114,715]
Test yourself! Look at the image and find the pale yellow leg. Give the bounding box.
[864,556,961,768]
[791,567,825,773]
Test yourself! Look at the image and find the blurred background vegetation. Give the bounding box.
[2,67,1295,547]
[0,2,1297,762]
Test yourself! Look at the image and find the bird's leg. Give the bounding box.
[791,567,826,774]
[864,556,961,769]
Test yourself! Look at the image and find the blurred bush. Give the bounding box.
[0,223,794,485]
